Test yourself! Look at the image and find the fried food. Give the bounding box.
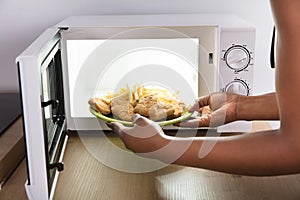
[111,93,134,121]
[89,85,186,122]
[88,98,111,115]
[133,94,157,116]
[169,101,186,119]
[201,106,212,116]
[134,94,175,121]
[149,102,175,121]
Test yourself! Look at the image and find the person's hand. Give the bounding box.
[106,114,170,159]
[179,92,240,127]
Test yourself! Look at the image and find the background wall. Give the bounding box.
[0,0,274,94]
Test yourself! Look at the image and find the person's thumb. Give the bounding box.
[133,114,150,127]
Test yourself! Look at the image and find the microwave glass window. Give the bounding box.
[41,60,56,148]
[66,38,199,118]
[41,49,66,192]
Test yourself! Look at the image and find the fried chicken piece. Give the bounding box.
[134,94,175,121]
[149,102,175,121]
[88,98,111,115]
[134,94,157,116]
[201,106,212,116]
[169,101,186,119]
[111,93,134,121]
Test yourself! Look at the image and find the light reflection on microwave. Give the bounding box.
[66,38,199,118]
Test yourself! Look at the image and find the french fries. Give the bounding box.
[101,84,180,106]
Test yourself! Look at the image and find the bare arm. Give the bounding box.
[179,92,279,127]
[271,0,300,132]
[175,0,300,175]
[108,0,300,176]
[236,92,279,121]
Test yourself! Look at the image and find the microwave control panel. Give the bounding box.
[219,28,255,96]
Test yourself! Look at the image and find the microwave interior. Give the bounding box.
[59,26,217,130]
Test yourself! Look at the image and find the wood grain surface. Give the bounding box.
[54,122,300,200]
[2,121,300,200]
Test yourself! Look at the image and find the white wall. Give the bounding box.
[0,0,274,94]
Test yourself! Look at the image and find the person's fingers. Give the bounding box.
[209,93,227,110]
[209,109,227,127]
[133,114,149,127]
[188,103,200,112]
[106,122,125,136]
[189,95,210,112]
[133,114,164,138]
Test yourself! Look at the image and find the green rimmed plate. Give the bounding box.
[89,107,193,126]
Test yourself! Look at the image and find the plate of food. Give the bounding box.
[88,85,193,126]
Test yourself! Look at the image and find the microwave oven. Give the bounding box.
[16,14,255,199]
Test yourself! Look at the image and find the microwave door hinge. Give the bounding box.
[49,162,64,172]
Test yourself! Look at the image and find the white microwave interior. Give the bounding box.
[60,26,217,130]
[67,38,199,117]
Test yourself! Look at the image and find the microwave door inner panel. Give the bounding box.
[17,28,68,200]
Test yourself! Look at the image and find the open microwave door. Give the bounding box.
[17,28,68,200]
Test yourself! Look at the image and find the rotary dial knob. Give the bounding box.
[225,79,249,96]
[224,45,251,71]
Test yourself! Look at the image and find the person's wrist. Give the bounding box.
[235,94,247,121]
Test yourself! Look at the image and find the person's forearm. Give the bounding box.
[236,93,279,121]
[166,129,300,176]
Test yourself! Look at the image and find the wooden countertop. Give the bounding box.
[2,121,300,200]
[0,117,25,190]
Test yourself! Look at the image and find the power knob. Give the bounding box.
[224,45,251,72]
[225,79,250,96]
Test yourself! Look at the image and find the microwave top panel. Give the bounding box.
[55,14,255,30]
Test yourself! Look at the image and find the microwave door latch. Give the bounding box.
[41,99,61,122]
[49,162,64,172]
[41,99,59,108]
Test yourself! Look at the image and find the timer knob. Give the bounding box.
[224,45,251,71]
[225,79,249,96]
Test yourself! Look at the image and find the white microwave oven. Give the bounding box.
[16,14,255,199]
